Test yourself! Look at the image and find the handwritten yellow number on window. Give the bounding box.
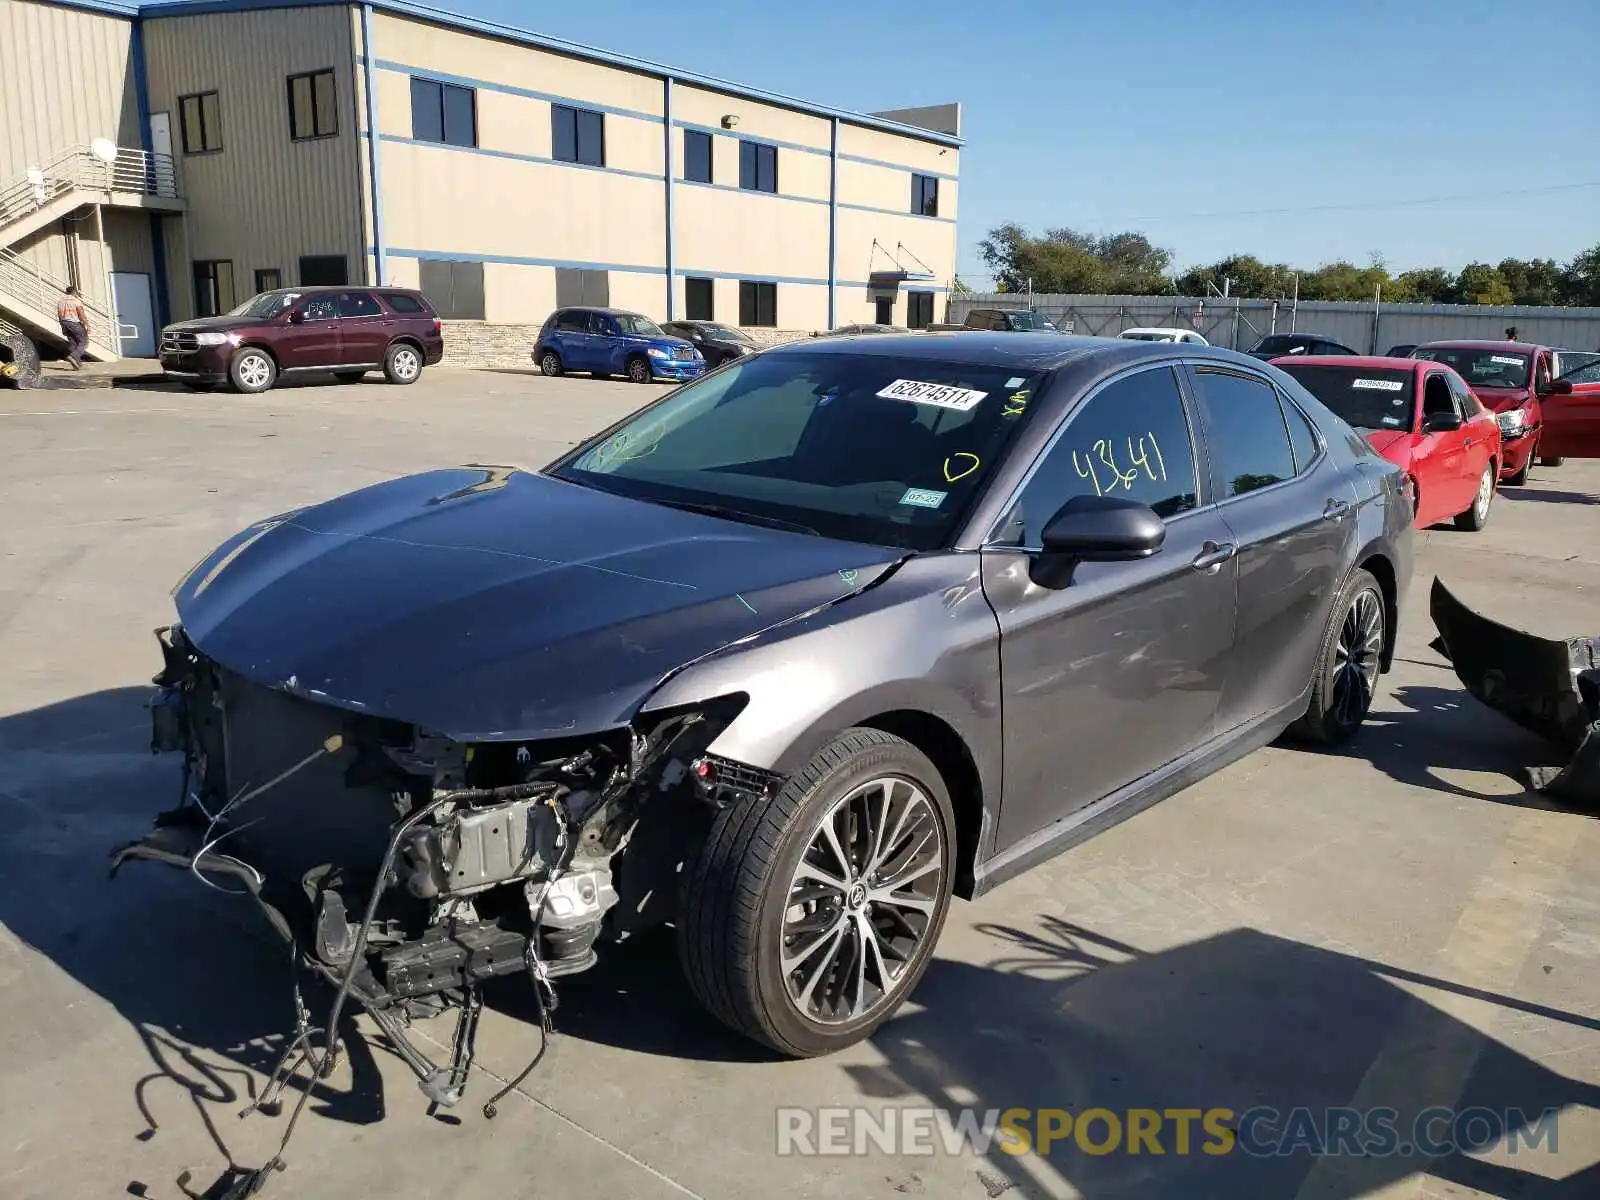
[1096,439,1138,491]
[1125,433,1167,483]
[1071,450,1103,496]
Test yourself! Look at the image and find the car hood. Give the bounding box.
[173,468,903,741]
[1362,429,1412,462]
[1469,386,1531,413]
[624,334,695,352]
[163,315,261,335]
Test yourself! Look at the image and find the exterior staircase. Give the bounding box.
[0,144,183,362]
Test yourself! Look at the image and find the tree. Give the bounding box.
[1496,258,1564,306]
[1395,267,1456,303]
[1455,263,1515,306]
[977,224,1173,295]
[1560,243,1600,307]
[1298,260,1392,302]
[1175,255,1296,299]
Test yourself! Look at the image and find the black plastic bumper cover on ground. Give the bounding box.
[1429,576,1600,805]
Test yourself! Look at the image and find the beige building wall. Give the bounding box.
[144,5,365,319]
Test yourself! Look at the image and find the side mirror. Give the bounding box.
[288,310,305,324]
[1421,411,1463,433]
[1040,495,1166,561]
[1538,377,1572,396]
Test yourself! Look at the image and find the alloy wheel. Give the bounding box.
[1331,587,1384,728]
[393,348,420,380]
[628,359,650,383]
[781,775,945,1026]
[1473,467,1493,522]
[237,353,271,390]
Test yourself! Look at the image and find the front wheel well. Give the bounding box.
[856,710,983,900]
[234,342,278,365]
[1357,552,1398,671]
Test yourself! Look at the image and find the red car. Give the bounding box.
[1275,355,1501,530]
[1408,341,1569,484]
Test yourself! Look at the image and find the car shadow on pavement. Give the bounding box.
[0,687,387,1194]
[853,915,1599,1200]
[1311,682,1589,813]
[1499,487,1600,506]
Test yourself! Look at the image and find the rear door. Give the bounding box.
[1186,364,1357,733]
[983,363,1237,850]
[1541,359,1600,458]
[1417,369,1471,520]
[336,290,389,365]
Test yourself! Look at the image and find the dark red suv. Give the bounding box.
[159,286,444,394]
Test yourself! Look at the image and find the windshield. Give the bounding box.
[1279,365,1414,432]
[703,324,753,343]
[547,351,1048,551]
[1005,311,1056,331]
[228,291,300,319]
[1412,347,1530,389]
[1253,335,1311,356]
[615,314,665,337]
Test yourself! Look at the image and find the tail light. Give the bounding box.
[431,317,442,334]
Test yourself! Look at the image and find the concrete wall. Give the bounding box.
[144,4,364,319]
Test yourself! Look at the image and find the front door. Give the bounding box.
[278,293,341,368]
[110,272,156,357]
[1186,365,1357,733]
[336,290,389,365]
[984,363,1236,851]
[1541,360,1600,458]
[1417,370,1470,520]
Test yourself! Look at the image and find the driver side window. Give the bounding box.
[1422,373,1457,418]
[1002,366,1199,547]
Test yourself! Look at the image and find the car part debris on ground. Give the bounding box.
[1429,576,1600,805]
[0,329,43,389]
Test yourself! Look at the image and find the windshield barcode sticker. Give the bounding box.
[1490,355,1524,366]
[877,379,989,411]
[1352,378,1405,391]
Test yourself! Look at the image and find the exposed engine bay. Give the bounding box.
[110,624,778,1195]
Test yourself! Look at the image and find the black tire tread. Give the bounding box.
[1287,567,1381,745]
[678,727,934,1056]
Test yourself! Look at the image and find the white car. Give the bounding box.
[1118,326,1210,345]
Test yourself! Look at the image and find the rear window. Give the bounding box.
[1412,347,1530,389]
[383,292,428,314]
[1278,365,1414,432]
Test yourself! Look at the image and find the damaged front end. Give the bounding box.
[1429,577,1600,805]
[113,624,773,1182]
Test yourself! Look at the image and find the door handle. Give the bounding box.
[1322,498,1352,522]
[1191,541,1237,571]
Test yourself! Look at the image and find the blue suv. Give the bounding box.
[534,307,705,384]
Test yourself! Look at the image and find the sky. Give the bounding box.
[459,0,1596,287]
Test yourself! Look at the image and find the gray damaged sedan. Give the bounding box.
[116,334,1413,1081]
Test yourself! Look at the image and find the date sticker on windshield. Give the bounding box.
[1490,355,1524,366]
[899,487,948,509]
[877,378,988,411]
[1005,376,1027,388]
[1352,378,1405,391]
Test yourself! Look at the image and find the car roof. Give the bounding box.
[762,331,1264,372]
[1273,355,1425,370]
[560,306,644,316]
[1414,340,1539,352]
[1121,327,1193,335]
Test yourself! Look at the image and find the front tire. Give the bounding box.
[1288,567,1386,745]
[229,348,276,394]
[383,343,422,385]
[1454,465,1494,531]
[679,728,954,1058]
[626,355,652,384]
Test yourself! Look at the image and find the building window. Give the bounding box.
[739,280,776,327]
[911,173,939,217]
[411,76,476,147]
[739,140,777,193]
[297,255,348,286]
[683,129,712,184]
[192,260,234,317]
[554,267,610,308]
[419,259,486,319]
[907,291,934,328]
[685,276,714,320]
[552,105,605,167]
[254,268,282,294]
[287,69,337,141]
[179,91,223,154]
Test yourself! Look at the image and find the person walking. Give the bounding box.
[57,285,90,370]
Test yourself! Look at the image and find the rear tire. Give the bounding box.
[1539,455,1564,467]
[538,350,562,377]
[1287,567,1386,746]
[334,369,367,383]
[383,343,422,385]
[229,348,276,394]
[626,355,652,384]
[1454,465,1494,531]
[678,728,954,1058]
